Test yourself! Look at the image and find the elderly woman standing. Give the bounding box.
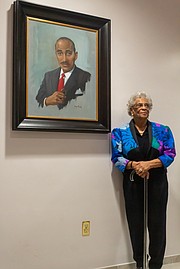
[111,92,176,269]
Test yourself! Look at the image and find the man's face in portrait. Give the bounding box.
[55,39,78,73]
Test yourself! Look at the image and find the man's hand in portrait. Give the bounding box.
[45,91,66,106]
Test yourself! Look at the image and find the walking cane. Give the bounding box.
[143,174,149,269]
[130,171,149,269]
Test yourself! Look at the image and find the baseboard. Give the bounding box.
[163,254,180,264]
[97,254,180,269]
[96,261,134,269]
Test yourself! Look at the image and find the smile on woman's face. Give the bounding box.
[131,98,150,120]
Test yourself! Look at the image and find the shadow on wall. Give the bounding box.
[111,165,133,261]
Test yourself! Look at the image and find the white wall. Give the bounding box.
[0,0,180,269]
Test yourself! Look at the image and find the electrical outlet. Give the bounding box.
[82,221,90,236]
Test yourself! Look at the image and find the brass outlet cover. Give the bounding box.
[82,221,90,236]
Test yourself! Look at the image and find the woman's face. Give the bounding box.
[131,97,150,120]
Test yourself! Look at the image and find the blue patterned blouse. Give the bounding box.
[111,120,176,173]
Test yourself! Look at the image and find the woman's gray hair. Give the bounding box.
[127,91,153,116]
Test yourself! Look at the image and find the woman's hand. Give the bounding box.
[132,161,150,179]
[132,159,162,179]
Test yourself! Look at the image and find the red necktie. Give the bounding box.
[57,73,65,91]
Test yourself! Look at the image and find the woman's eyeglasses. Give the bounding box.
[133,103,150,109]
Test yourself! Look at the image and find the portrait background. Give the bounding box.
[27,18,97,120]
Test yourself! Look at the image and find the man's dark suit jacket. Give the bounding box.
[36,66,91,110]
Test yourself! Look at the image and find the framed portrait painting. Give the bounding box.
[13,0,111,133]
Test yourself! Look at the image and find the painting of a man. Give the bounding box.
[36,37,91,110]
